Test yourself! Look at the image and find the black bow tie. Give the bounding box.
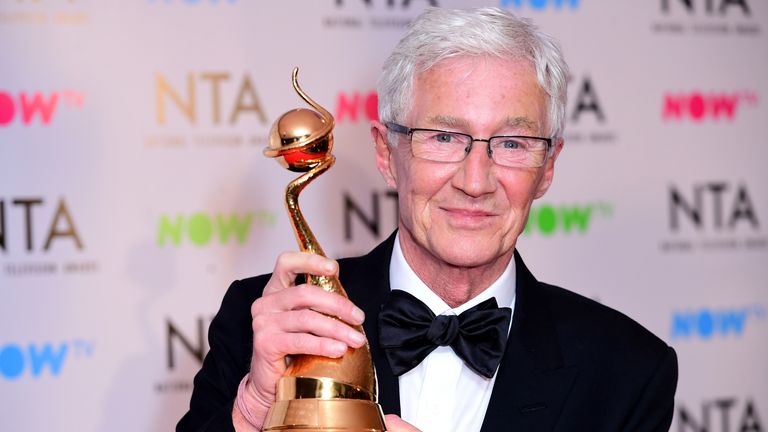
[378,289,512,379]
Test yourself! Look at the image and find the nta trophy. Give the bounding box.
[262,68,386,431]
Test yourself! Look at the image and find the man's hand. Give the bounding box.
[235,252,367,429]
[385,414,421,431]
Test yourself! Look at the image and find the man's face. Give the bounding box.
[372,56,562,269]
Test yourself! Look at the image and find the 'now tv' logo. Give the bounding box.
[0,90,85,127]
[336,90,378,123]
[662,90,758,121]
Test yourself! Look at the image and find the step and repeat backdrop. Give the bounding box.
[1,0,767,431]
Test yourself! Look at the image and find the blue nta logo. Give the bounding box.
[501,0,580,10]
[0,340,94,380]
[671,305,766,340]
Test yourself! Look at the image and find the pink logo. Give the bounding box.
[335,91,378,123]
[662,90,758,121]
[0,90,84,127]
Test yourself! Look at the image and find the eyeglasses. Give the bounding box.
[386,122,553,168]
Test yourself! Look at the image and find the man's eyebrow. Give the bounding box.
[426,115,470,130]
[424,115,540,134]
[504,116,540,133]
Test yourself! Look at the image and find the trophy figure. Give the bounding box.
[262,68,386,431]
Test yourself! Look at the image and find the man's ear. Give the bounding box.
[371,120,398,188]
[534,137,564,199]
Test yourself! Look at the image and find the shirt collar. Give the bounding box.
[389,232,516,316]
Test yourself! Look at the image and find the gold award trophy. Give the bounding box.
[262,68,386,432]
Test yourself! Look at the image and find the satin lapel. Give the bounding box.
[340,232,401,416]
[481,251,578,432]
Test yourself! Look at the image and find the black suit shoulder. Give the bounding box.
[539,282,670,361]
[535,282,678,431]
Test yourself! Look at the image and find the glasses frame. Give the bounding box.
[385,122,554,168]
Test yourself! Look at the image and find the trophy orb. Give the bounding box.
[268,108,333,173]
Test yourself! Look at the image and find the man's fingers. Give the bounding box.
[266,252,338,294]
[252,284,365,327]
[252,307,366,355]
[253,327,350,360]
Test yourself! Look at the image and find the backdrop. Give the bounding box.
[1,1,766,431]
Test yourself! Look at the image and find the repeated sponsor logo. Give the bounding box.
[0,197,98,277]
[155,315,212,393]
[0,90,85,128]
[663,90,759,122]
[336,90,379,123]
[671,303,767,340]
[660,181,766,253]
[564,74,617,145]
[156,210,277,247]
[500,0,580,11]
[0,339,95,380]
[343,189,399,242]
[675,397,765,432]
[323,0,437,30]
[0,0,89,26]
[523,201,613,236]
[145,71,269,149]
[652,0,760,36]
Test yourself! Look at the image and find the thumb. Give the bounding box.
[384,414,421,432]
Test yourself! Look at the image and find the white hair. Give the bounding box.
[378,7,569,139]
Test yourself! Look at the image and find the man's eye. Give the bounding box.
[430,133,457,143]
[500,139,523,149]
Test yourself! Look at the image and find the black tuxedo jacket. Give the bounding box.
[178,234,678,431]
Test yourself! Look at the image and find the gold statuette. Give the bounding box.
[262,68,386,431]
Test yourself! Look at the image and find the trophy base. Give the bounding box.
[263,398,386,431]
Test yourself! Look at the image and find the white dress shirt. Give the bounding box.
[388,235,517,432]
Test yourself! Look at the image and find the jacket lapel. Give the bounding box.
[481,251,578,432]
[340,232,401,416]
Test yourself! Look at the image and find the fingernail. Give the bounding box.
[351,307,365,324]
[324,261,337,273]
[349,330,366,346]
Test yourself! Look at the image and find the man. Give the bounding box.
[178,7,678,432]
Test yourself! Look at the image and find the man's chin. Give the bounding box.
[429,240,512,270]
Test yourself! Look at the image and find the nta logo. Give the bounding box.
[669,182,759,232]
[155,72,267,126]
[677,397,764,432]
[0,197,84,253]
[344,190,398,241]
[0,90,84,127]
[157,211,276,247]
[671,304,766,339]
[663,91,758,122]
[569,75,605,124]
[501,0,579,10]
[165,316,212,370]
[0,340,94,380]
[524,202,613,236]
[662,0,751,16]
[156,315,213,393]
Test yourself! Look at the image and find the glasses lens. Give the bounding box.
[410,130,470,162]
[489,137,549,168]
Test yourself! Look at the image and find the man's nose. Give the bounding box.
[452,141,496,197]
